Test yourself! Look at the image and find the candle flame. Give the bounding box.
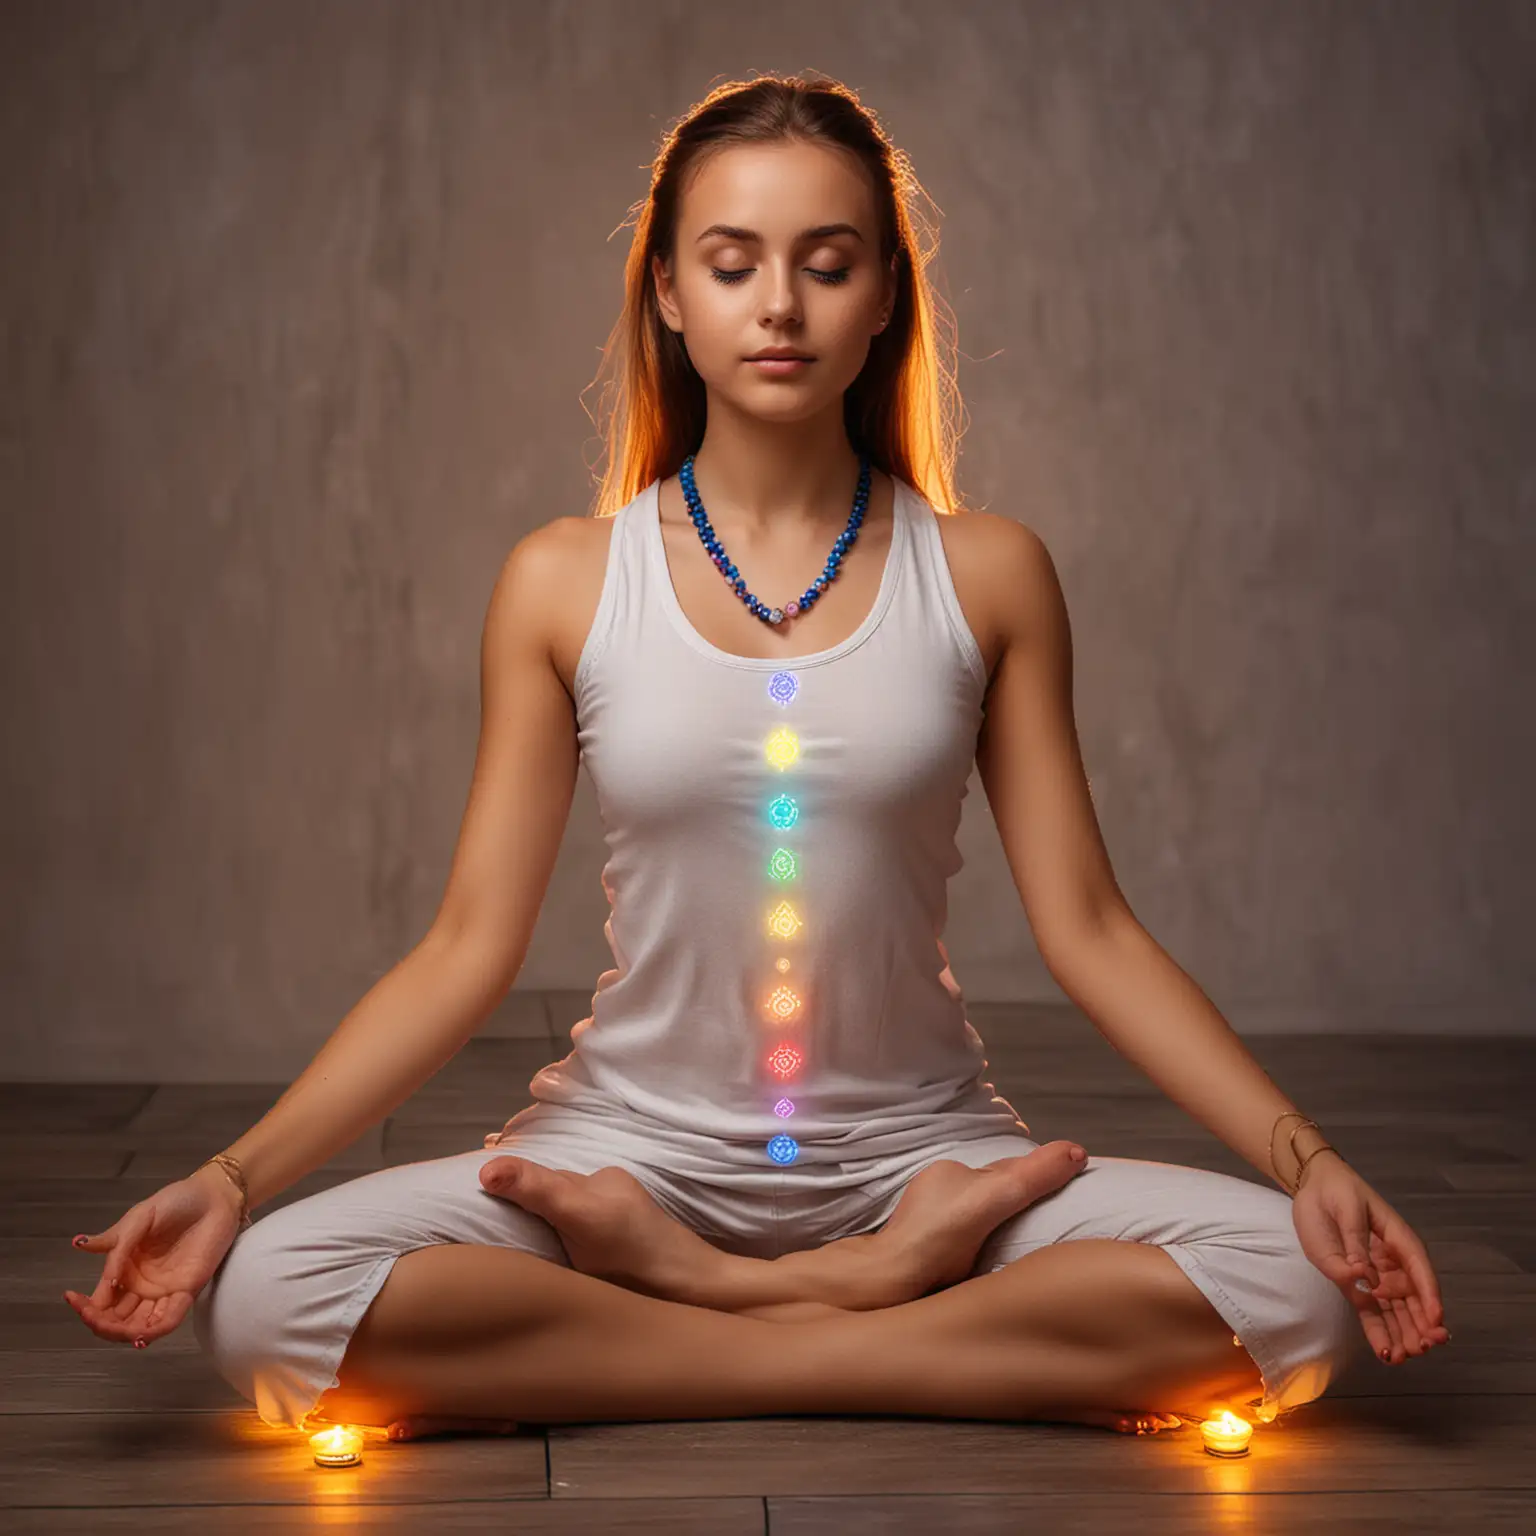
[309,1423,365,1462]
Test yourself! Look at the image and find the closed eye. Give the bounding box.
[711,267,851,286]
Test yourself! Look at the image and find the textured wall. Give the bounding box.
[2,0,1531,1081]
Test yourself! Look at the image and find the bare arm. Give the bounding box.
[972,516,1343,1195]
[200,521,585,1214]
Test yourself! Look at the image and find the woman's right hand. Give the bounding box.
[63,1164,246,1346]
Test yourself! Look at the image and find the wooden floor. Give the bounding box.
[4,996,1534,1531]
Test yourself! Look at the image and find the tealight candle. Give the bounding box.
[309,1423,364,1467]
[1200,1410,1252,1456]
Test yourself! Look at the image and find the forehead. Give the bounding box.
[681,141,873,236]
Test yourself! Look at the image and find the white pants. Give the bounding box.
[193,1127,1365,1431]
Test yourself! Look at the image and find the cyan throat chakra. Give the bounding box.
[762,669,804,1164]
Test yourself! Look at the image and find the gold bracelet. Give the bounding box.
[1268,1111,1312,1192]
[199,1154,253,1229]
[1269,1111,1342,1196]
[1293,1142,1339,1192]
[1287,1117,1321,1177]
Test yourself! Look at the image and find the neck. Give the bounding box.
[687,412,868,536]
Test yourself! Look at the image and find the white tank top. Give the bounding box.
[486,474,1030,1184]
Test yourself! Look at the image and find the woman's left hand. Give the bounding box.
[1290,1152,1451,1364]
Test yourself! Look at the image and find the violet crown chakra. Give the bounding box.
[768,671,799,706]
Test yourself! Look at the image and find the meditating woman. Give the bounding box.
[64,72,1448,1443]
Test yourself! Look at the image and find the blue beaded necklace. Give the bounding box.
[678,452,873,627]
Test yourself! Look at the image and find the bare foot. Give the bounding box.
[1047,1408,1185,1436]
[869,1141,1091,1299]
[478,1156,730,1307]
[385,1415,521,1442]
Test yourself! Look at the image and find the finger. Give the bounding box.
[100,1210,153,1300]
[94,1276,143,1326]
[86,1242,141,1314]
[1392,1226,1445,1330]
[1354,1297,1393,1360]
[125,1291,189,1345]
[1394,1296,1437,1357]
[142,1291,192,1342]
[1339,1201,1380,1289]
[91,1267,133,1314]
[1344,1264,1393,1352]
[1374,1299,1406,1364]
[75,1222,127,1304]
[1389,1298,1422,1359]
[1402,1292,1447,1349]
[1388,1302,1419,1363]
[66,1289,148,1343]
[1301,1202,1357,1291]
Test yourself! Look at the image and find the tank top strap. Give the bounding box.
[572,487,648,709]
[892,481,989,695]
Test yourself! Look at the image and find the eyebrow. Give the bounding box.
[694,222,865,245]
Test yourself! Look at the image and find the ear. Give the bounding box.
[653,251,682,332]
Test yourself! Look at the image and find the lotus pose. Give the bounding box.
[65,72,1447,1445]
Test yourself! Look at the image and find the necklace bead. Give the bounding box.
[679,453,872,626]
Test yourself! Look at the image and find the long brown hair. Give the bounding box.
[580,71,969,519]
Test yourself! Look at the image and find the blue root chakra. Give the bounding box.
[766,1134,800,1165]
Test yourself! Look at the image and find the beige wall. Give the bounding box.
[3,0,1531,1081]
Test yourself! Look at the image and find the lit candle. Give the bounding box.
[1199,1410,1252,1456]
[309,1423,365,1467]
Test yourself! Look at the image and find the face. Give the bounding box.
[653,140,898,421]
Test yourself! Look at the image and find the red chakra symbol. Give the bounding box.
[767,1044,803,1079]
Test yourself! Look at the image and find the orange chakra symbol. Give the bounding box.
[764,985,802,1022]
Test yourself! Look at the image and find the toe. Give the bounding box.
[1012,1140,1085,1193]
[1044,1138,1088,1173]
[482,1156,541,1199]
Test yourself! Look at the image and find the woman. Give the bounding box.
[64,72,1448,1444]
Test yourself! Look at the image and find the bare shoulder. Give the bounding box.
[506,512,617,702]
[930,506,1058,688]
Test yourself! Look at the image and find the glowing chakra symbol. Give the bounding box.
[775,956,790,973]
[767,671,799,707]
[767,794,799,830]
[766,901,803,940]
[767,847,798,882]
[767,1134,800,1165]
[764,726,799,771]
[767,1044,802,1078]
[764,985,802,1022]
[774,1097,795,1118]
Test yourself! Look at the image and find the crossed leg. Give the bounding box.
[313,1144,1265,1437]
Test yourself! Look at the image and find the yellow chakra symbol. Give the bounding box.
[775,956,790,972]
[764,726,799,771]
[766,900,802,940]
